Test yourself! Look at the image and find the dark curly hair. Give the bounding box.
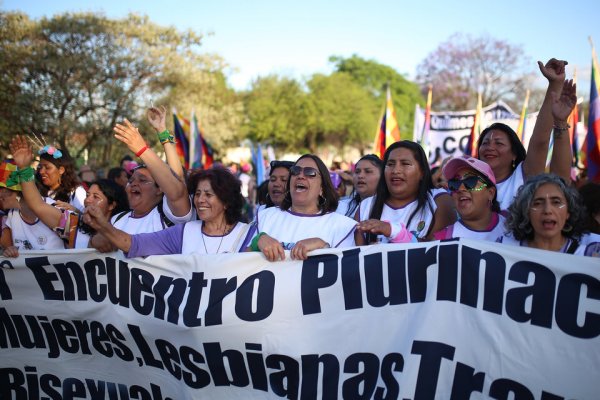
[505,174,586,241]
[476,123,526,173]
[37,152,80,202]
[280,154,338,214]
[187,167,244,225]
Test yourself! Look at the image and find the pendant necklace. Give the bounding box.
[201,221,227,254]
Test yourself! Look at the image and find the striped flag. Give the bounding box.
[189,111,203,169]
[587,38,600,182]
[173,111,190,170]
[373,86,401,158]
[516,89,530,143]
[465,93,483,156]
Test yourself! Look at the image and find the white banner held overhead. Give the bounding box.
[0,240,598,399]
[413,101,539,164]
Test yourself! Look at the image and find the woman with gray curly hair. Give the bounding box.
[497,173,598,256]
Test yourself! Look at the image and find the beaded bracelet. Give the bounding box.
[157,130,175,144]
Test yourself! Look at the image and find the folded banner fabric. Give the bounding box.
[0,239,598,399]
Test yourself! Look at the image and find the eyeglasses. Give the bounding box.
[448,176,488,192]
[290,165,320,178]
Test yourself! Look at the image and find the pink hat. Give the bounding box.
[443,155,496,185]
[123,160,139,176]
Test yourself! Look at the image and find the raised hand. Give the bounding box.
[538,58,568,83]
[9,135,34,169]
[552,80,577,123]
[113,119,147,155]
[82,205,111,233]
[147,106,167,132]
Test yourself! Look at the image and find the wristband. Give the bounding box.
[250,232,266,252]
[135,145,149,157]
[6,166,35,187]
[157,130,175,144]
[552,123,570,132]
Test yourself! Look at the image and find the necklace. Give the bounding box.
[201,221,227,254]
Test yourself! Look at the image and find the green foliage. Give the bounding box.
[330,54,424,140]
[0,11,238,166]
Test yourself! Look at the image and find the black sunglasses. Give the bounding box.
[448,176,487,192]
[270,160,294,170]
[290,165,321,178]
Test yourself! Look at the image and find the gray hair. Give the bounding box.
[505,173,586,241]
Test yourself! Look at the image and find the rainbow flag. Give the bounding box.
[516,89,530,143]
[173,111,190,170]
[373,87,401,158]
[587,41,600,182]
[465,93,483,156]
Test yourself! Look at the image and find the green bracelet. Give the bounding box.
[6,166,35,187]
[250,232,266,252]
[157,130,175,144]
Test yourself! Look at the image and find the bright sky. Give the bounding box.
[3,0,600,99]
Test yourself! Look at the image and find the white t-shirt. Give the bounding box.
[358,189,445,241]
[181,221,251,254]
[112,197,192,234]
[4,209,64,251]
[434,213,506,242]
[495,163,525,212]
[256,207,356,248]
[496,234,594,256]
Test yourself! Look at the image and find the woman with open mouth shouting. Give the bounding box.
[248,154,357,261]
[433,155,504,242]
[497,174,598,257]
[355,141,455,243]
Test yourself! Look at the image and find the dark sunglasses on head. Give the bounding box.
[448,176,488,192]
[270,160,294,170]
[290,165,320,178]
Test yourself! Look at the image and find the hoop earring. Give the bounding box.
[563,223,573,233]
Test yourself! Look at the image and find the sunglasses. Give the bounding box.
[448,176,488,192]
[290,165,321,178]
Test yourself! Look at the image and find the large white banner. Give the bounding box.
[1,239,599,399]
[413,101,538,164]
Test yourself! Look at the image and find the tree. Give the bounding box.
[242,75,308,151]
[304,72,379,153]
[329,55,424,140]
[415,33,539,111]
[0,11,236,166]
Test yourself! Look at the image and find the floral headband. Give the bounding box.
[38,145,63,159]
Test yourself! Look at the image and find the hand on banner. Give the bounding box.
[258,234,285,262]
[290,238,329,260]
[2,245,19,258]
[9,135,34,169]
[538,58,568,83]
[113,119,147,156]
[551,79,577,123]
[147,106,167,133]
[355,219,392,238]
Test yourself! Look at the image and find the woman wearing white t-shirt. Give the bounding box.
[356,141,455,243]
[84,167,251,256]
[476,58,575,211]
[433,155,505,242]
[250,154,357,261]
